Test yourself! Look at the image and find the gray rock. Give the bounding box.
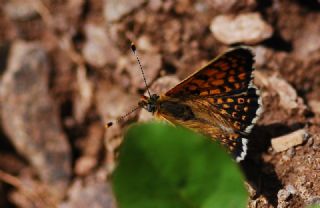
[0,41,71,200]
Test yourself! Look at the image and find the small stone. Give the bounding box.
[286,147,296,158]
[210,12,273,45]
[286,185,296,195]
[4,0,38,20]
[278,189,291,201]
[307,136,314,147]
[75,157,97,176]
[267,75,306,113]
[82,23,120,67]
[309,100,320,115]
[271,129,307,152]
[136,35,158,52]
[103,0,146,22]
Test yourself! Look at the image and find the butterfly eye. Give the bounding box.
[146,105,152,112]
[146,103,157,113]
[151,94,160,100]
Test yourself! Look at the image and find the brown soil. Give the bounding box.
[0,0,319,207]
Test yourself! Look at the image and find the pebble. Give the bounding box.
[286,185,297,195]
[4,0,38,20]
[267,75,306,113]
[0,41,71,200]
[286,147,296,158]
[103,0,146,22]
[75,156,97,176]
[210,12,273,45]
[136,35,159,52]
[309,100,320,115]
[82,23,120,67]
[271,129,307,152]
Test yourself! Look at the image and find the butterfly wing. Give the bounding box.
[156,89,262,161]
[158,47,262,161]
[165,47,254,98]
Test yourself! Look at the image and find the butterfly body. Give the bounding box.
[138,47,263,162]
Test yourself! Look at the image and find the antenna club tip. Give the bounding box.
[105,122,113,128]
[131,42,136,52]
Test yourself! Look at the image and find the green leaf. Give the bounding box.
[308,205,320,208]
[112,122,248,208]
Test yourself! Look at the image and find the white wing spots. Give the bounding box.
[244,82,263,134]
[236,138,248,162]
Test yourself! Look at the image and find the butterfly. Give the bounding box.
[108,45,263,162]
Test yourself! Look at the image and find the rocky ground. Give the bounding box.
[0,0,319,207]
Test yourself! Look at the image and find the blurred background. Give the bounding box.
[0,0,320,207]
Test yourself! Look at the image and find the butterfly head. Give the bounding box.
[138,94,159,113]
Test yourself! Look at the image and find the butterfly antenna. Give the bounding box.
[105,105,141,129]
[130,43,152,97]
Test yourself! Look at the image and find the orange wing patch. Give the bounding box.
[165,47,254,98]
[200,87,261,134]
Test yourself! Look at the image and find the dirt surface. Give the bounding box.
[0,0,319,207]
